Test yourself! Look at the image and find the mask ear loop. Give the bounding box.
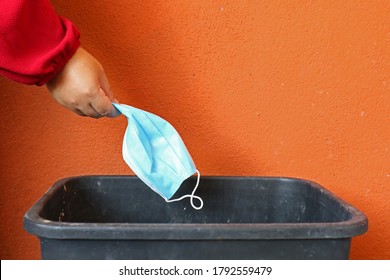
[165,170,203,210]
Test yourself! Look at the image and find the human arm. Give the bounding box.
[0,0,118,118]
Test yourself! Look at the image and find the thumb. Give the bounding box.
[99,69,115,102]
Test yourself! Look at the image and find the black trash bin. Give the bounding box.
[24,176,367,259]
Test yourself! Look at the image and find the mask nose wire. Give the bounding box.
[165,170,203,210]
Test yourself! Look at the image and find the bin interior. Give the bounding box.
[39,176,354,225]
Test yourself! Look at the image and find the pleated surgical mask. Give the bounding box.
[113,103,203,210]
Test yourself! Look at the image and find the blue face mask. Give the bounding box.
[113,103,203,210]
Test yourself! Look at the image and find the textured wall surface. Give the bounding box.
[0,0,389,259]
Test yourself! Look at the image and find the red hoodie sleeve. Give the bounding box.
[0,0,80,86]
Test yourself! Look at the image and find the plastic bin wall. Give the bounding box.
[24,176,368,259]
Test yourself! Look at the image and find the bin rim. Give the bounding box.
[24,175,368,240]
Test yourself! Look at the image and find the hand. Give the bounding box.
[46,47,120,118]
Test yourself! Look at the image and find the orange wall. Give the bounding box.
[0,0,389,259]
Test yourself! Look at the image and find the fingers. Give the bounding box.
[82,105,102,118]
[61,87,119,118]
[90,88,121,118]
[63,102,101,118]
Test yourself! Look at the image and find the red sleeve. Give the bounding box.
[0,0,80,86]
